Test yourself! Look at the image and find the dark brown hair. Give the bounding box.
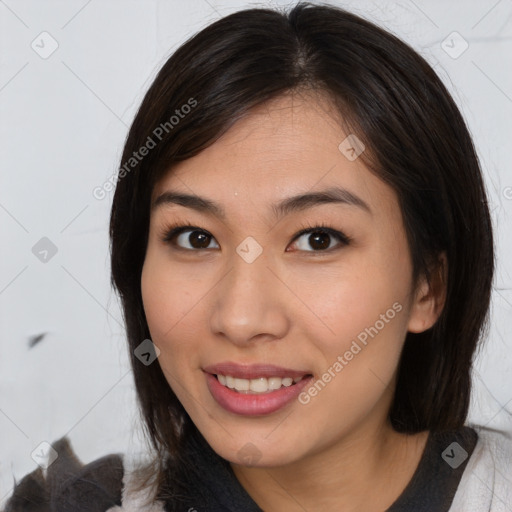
[109,1,494,501]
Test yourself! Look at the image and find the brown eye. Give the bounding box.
[290,226,351,252]
[183,230,213,249]
[307,231,331,250]
[163,226,220,250]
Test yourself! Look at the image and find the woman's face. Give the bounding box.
[141,92,435,467]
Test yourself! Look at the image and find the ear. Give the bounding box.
[407,252,448,333]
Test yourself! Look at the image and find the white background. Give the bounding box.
[1,0,511,505]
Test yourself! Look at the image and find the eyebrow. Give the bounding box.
[152,186,371,219]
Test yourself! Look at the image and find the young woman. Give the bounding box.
[5,2,511,511]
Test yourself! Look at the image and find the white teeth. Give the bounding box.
[234,378,250,391]
[216,374,306,393]
[249,377,268,393]
[268,377,282,390]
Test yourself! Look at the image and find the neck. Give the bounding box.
[230,420,429,512]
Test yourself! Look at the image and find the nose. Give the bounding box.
[209,249,290,347]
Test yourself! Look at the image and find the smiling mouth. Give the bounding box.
[214,374,312,394]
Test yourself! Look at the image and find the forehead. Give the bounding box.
[152,93,397,220]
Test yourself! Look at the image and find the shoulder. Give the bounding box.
[3,437,166,512]
[450,423,512,511]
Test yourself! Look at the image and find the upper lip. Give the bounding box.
[203,362,312,380]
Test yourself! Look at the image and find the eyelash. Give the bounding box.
[159,220,352,254]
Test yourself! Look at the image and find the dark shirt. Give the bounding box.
[386,426,478,511]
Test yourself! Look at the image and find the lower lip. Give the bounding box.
[205,373,313,416]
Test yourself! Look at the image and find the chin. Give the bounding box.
[200,424,307,468]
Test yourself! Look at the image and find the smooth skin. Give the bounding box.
[141,91,447,511]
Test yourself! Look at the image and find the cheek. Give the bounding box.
[294,273,408,433]
[140,252,212,388]
[282,252,412,408]
[141,250,203,340]
[141,263,171,341]
[284,251,411,342]
[311,285,408,386]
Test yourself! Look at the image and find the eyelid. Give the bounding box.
[160,223,209,244]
